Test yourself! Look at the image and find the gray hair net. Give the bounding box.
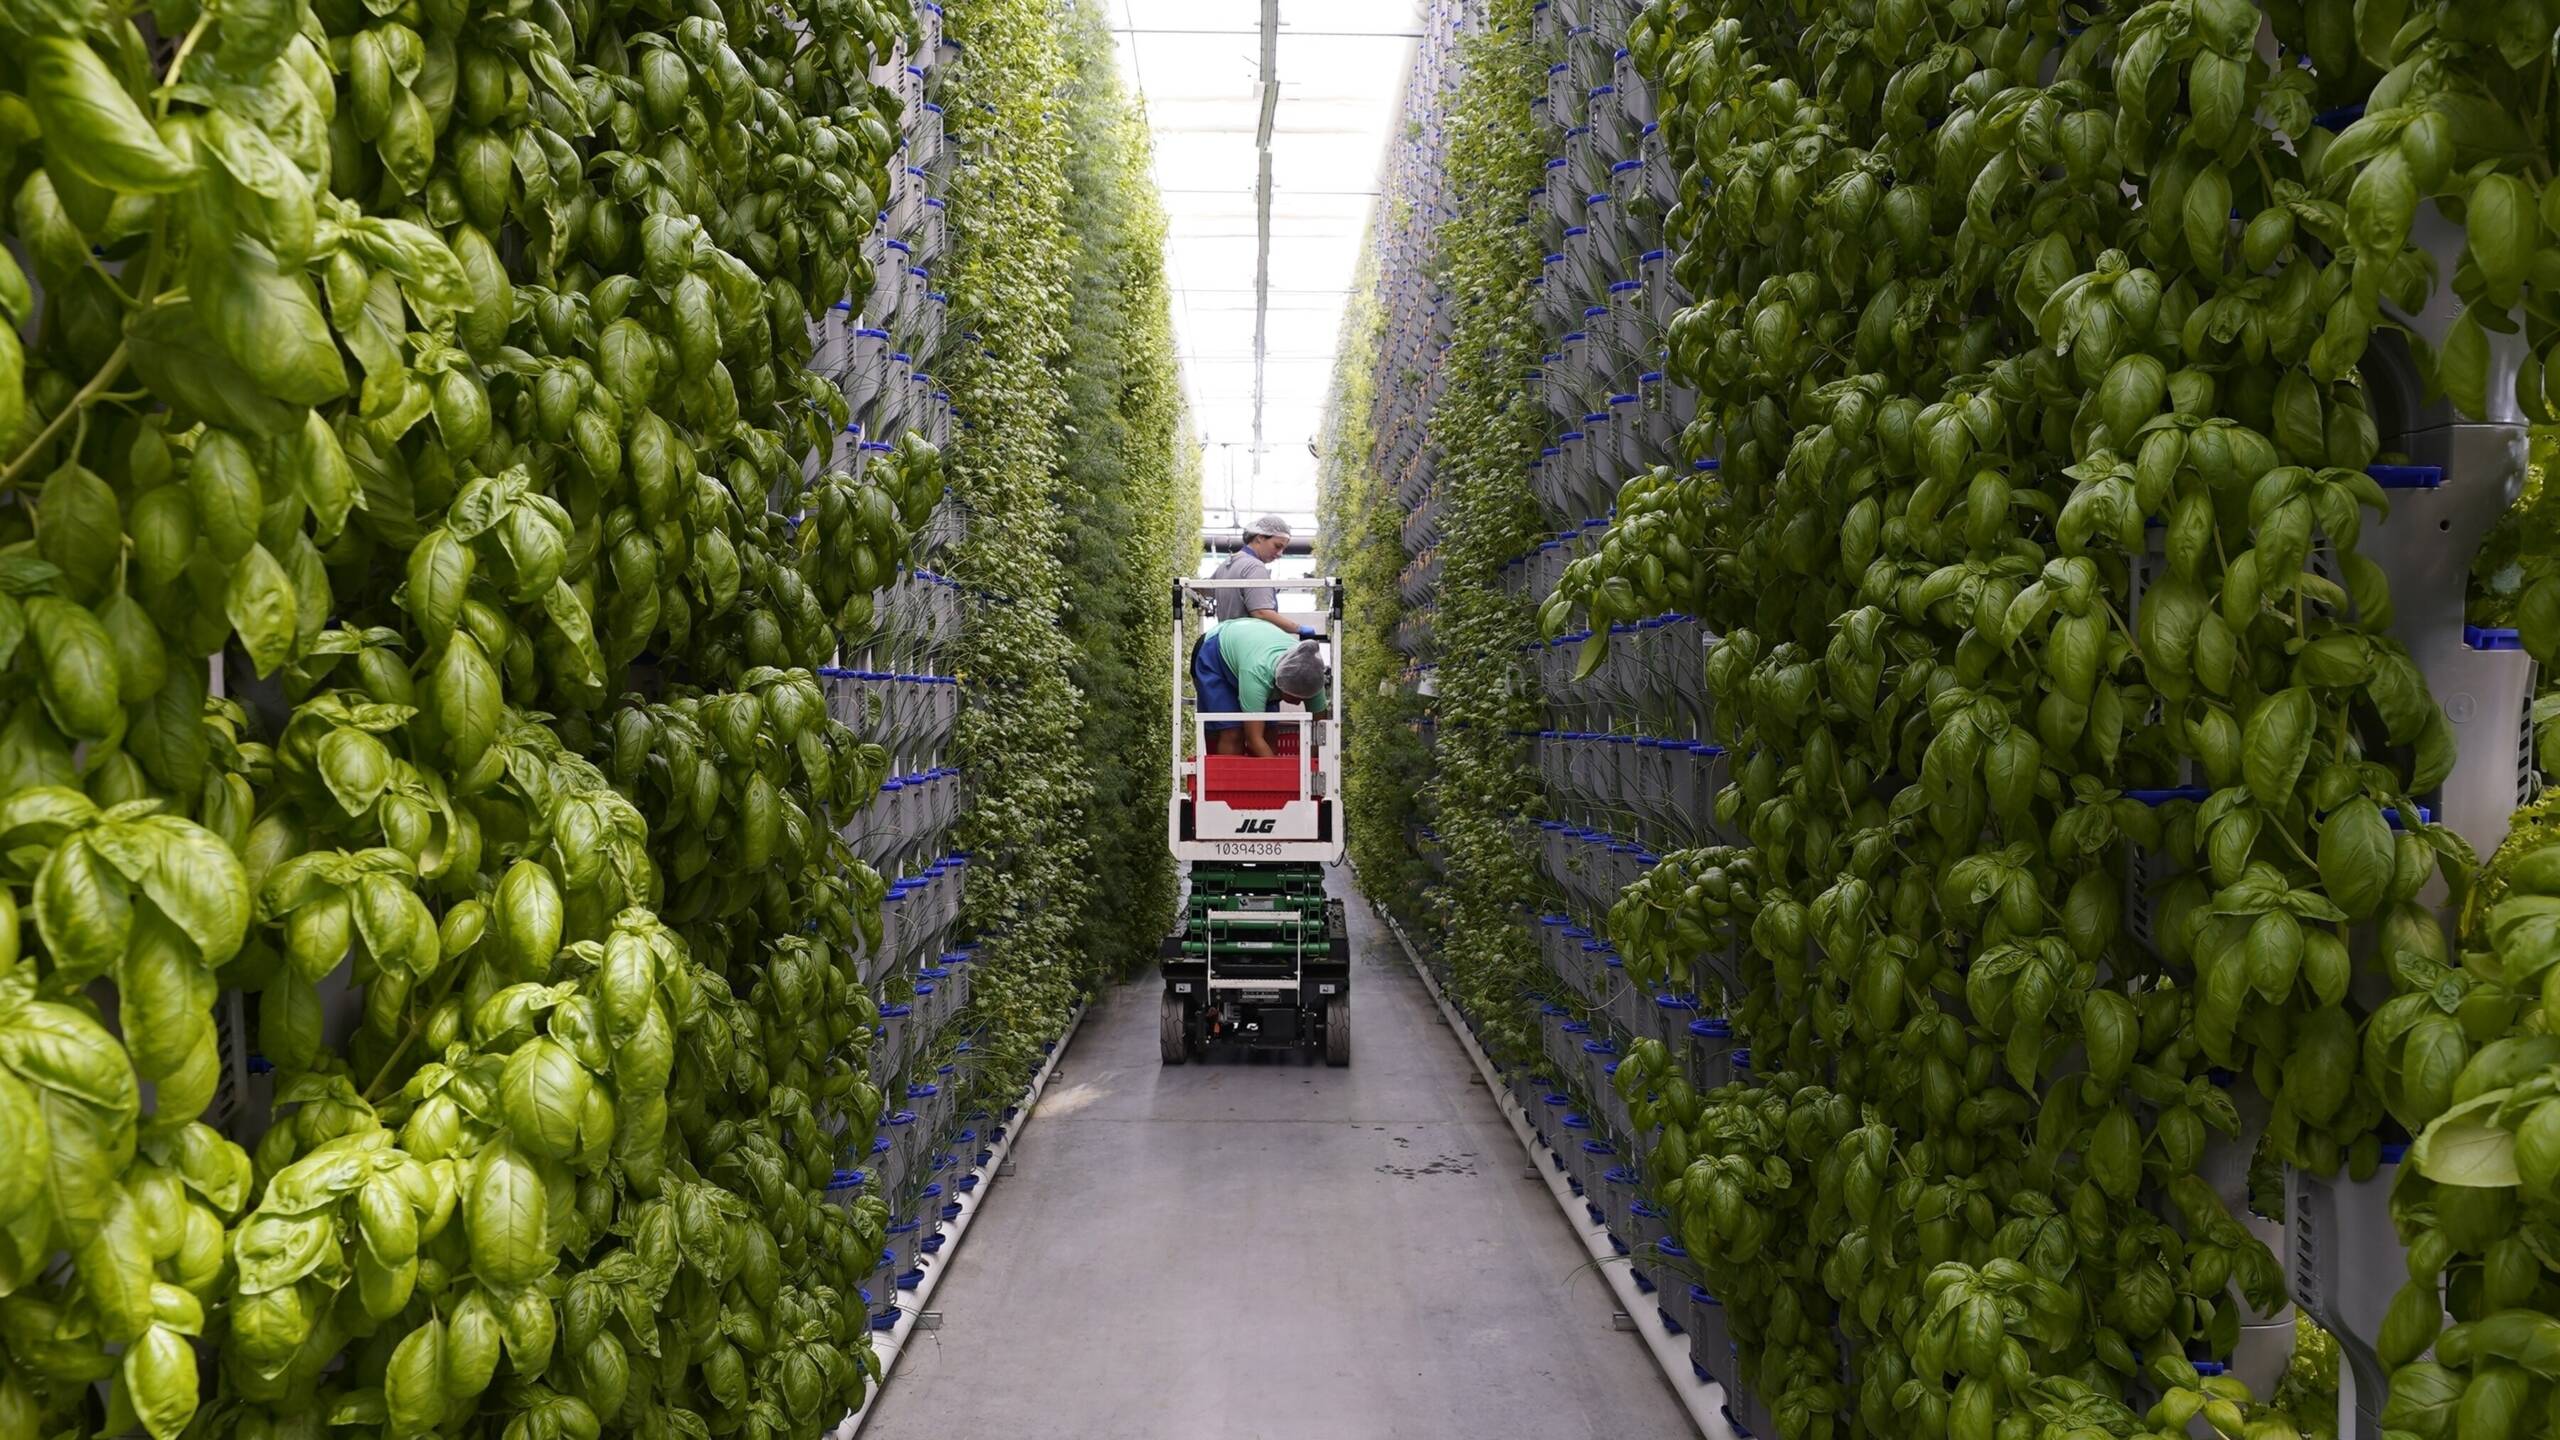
[1273,641,1328,701]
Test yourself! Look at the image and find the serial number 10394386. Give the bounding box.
[1214,842,1284,857]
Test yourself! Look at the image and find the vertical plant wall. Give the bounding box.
[1320,260,1431,917]
[1558,0,2557,1429]
[940,0,1087,1073]
[939,0,1184,1057]
[1057,0,1186,984]
[1337,0,2560,1435]
[0,0,1185,1428]
[1331,6,1477,938]
[0,0,934,1430]
[1413,0,1549,1043]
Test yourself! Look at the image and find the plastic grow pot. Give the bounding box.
[1608,390,1645,469]
[1615,47,1655,126]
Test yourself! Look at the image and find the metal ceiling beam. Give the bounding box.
[1182,301,1346,312]
[1135,90,1392,105]
[1111,26,1422,36]
[1163,227,1365,239]
[1142,122,1378,136]
[1199,534,1317,556]
[1250,0,1278,485]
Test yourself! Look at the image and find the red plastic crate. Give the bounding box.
[1196,755,1317,810]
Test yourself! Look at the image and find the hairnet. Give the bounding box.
[1273,641,1327,700]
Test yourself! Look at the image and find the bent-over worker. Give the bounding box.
[1192,626,1330,757]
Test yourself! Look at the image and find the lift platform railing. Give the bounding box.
[1168,577,1347,859]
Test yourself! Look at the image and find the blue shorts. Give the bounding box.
[1193,630,1244,732]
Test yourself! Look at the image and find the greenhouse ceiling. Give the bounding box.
[1110,0,1422,545]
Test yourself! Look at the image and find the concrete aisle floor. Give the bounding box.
[862,869,1690,1440]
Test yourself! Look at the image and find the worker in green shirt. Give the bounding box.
[1191,622,1330,757]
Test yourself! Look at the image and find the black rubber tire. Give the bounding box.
[1161,994,1189,1066]
[1324,996,1350,1067]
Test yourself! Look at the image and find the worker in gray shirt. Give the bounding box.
[1209,514,1294,632]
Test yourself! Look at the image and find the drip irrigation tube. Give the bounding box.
[833,1003,1089,1437]
[1373,902,1734,1440]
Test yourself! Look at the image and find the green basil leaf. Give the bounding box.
[25,37,193,194]
[464,1142,552,1287]
[2468,172,2537,290]
[24,595,123,740]
[223,541,299,676]
[2438,309,2491,421]
[126,299,300,437]
[317,727,395,817]
[121,1324,198,1440]
[0,1068,48,1224]
[385,1316,451,1436]
[289,407,361,543]
[127,815,250,962]
[429,630,500,770]
[33,835,130,985]
[2241,686,2316,807]
[75,1185,153,1342]
[2410,1092,2521,1187]
[2317,797,2394,921]
[2,1001,137,1244]
[164,1122,250,1216]
[124,660,208,796]
[189,231,347,408]
[33,464,120,600]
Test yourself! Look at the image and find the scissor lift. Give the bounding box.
[1161,577,1350,1065]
